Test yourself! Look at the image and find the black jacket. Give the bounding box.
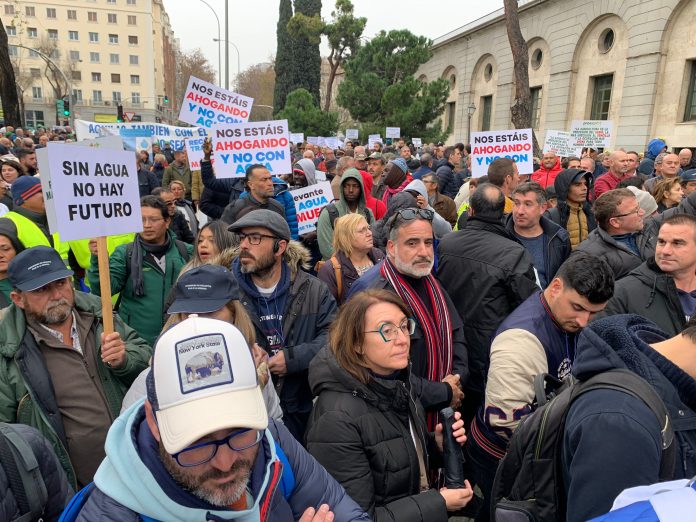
[435,162,459,199]
[437,216,538,394]
[307,347,449,522]
[504,213,571,286]
[562,315,696,522]
[136,168,159,198]
[200,160,247,205]
[198,185,229,220]
[221,193,286,225]
[642,190,696,258]
[0,423,73,522]
[575,226,656,280]
[169,211,194,244]
[598,258,687,336]
[546,169,596,236]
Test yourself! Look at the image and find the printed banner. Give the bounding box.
[470,128,534,177]
[185,137,215,170]
[345,128,359,140]
[291,181,333,235]
[75,119,207,152]
[178,76,253,128]
[386,127,401,139]
[542,130,582,157]
[212,120,290,178]
[290,133,305,143]
[570,120,613,149]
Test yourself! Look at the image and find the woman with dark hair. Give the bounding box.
[307,289,473,521]
[652,177,683,213]
[0,157,26,210]
[0,218,23,307]
[193,220,237,266]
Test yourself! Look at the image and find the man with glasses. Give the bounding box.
[349,207,468,415]
[576,188,655,279]
[88,196,193,345]
[228,210,337,443]
[72,316,369,521]
[152,187,195,244]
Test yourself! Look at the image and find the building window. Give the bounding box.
[47,29,58,40]
[445,101,456,132]
[107,0,116,3]
[89,32,99,43]
[70,50,80,61]
[30,68,41,78]
[69,31,79,41]
[111,73,121,83]
[109,34,119,44]
[6,26,16,37]
[683,61,696,122]
[92,72,102,82]
[68,10,77,20]
[130,74,140,84]
[112,91,121,103]
[93,90,103,103]
[8,46,18,57]
[530,87,542,129]
[25,111,45,128]
[27,28,38,38]
[4,5,14,15]
[108,13,117,24]
[28,50,39,58]
[110,53,120,64]
[531,48,543,70]
[590,74,613,120]
[128,35,138,45]
[128,15,136,25]
[129,55,139,65]
[131,92,140,103]
[72,71,82,81]
[90,52,100,63]
[481,95,493,131]
[599,29,615,54]
[46,8,57,18]
[72,89,83,102]
[88,12,97,22]
[32,86,42,99]
[25,6,36,17]
[127,0,136,4]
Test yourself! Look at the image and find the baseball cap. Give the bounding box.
[11,176,42,207]
[8,246,73,291]
[227,209,291,242]
[147,316,268,454]
[368,152,383,161]
[681,168,696,182]
[168,265,240,314]
[355,152,367,161]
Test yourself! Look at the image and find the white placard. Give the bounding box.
[291,181,333,235]
[386,127,401,139]
[368,134,382,149]
[470,128,534,177]
[290,133,305,144]
[307,137,319,145]
[36,148,57,233]
[570,120,613,149]
[412,138,422,147]
[346,128,359,140]
[211,120,291,178]
[185,137,215,170]
[542,130,582,157]
[44,144,142,241]
[178,76,253,128]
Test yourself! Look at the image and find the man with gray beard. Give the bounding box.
[0,246,151,488]
[348,208,468,414]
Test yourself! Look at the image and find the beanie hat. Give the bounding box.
[0,218,24,253]
[392,157,408,174]
[11,176,42,207]
[626,186,658,217]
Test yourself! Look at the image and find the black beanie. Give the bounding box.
[0,218,25,254]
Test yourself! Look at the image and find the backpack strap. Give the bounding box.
[58,482,96,522]
[330,255,342,301]
[326,204,340,229]
[173,239,191,262]
[0,423,48,522]
[273,440,296,500]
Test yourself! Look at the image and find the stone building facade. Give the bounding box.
[417,0,696,152]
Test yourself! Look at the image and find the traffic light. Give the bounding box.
[117,104,124,123]
[164,95,169,104]
[63,98,70,117]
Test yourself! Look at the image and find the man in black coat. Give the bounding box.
[438,183,538,423]
[435,146,462,199]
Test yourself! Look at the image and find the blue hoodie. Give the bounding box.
[638,139,668,176]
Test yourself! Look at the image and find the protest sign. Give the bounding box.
[543,130,582,157]
[570,120,613,149]
[75,119,207,151]
[346,128,359,140]
[72,135,125,150]
[178,76,253,128]
[470,128,534,177]
[386,127,401,139]
[185,137,215,170]
[412,138,422,147]
[290,133,305,143]
[212,120,290,178]
[307,137,319,145]
[320,137,342,150]
[368,134,382,149]
[291,181,333,235]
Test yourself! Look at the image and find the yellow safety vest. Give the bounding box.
[68,233,136,270]
[5,211,70,261]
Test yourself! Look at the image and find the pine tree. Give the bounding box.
[273,0,295,114]
[291,0,322,105]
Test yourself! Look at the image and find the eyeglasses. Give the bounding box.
[142,217,165,225]
[388,208,434,233]
[365,317,416,343]
[172,429,263,467]
[613,206,642,219]
[237,232,278,245]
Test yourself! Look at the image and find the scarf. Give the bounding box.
[382,175,412,207]
[381,257,453,429]
[131,234,171,297]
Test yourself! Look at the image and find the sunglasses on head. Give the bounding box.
[388,207,434,233]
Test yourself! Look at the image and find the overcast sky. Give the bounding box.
[163,0,505,87]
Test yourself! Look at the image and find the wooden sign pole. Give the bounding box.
[96,236,114,334]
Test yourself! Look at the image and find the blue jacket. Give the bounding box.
[435,162,459,199]
[75,400,369,521]
[562,315,696,522]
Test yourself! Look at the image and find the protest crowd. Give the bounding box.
[1,112,696,522]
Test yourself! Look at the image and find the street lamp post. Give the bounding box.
[198,0,222,86]
[467,102,476,146]
[14,44,74,128]
[224,0,229,90]
[213,38,240,88]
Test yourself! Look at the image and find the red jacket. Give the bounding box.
[360,171,386,220]
[531,158,562,188]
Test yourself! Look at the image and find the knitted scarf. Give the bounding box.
[381,257,453,429]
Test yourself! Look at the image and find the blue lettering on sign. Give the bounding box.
[256,151,285,162]
[298,196,329,210]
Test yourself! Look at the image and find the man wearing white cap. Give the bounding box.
[72,316,369,521]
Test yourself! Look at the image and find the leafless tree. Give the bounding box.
[0,18,22,126]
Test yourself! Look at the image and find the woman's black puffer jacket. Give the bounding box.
[306,346,448,522]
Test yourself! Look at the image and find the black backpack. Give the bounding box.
[322,204,372,229]
[0,423,48,522]
[491,369,676,522]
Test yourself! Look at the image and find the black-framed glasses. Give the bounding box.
[172,429,263,467]
[613,205,643,219]
[388,208,434,233]
[237,232,278,245]
[365,317,416,343]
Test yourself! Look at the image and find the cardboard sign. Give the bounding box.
[185,137,215,170]
[178,76,254,128]
[291,181,333,235]
[570,120,613,149]
[212,120,291,178]
[307,137,319,145]
[346,128,359,140]
[368,134,382,149]
[543,130,582,157]
[42,143,142,241]
[386,127,401,139]
[470,128,534,177]
[412,138,422,147]
[290,133,305,143]
[75,119,207,152]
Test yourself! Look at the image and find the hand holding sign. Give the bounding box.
[203,137,212,160]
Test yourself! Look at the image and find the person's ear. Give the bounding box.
[144,400,162,443]
[387,239,396,259]
[10,291,24,309]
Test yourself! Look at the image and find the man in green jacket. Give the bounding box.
[88,195,193,345]
[162,150,194,203]
[0,246,151,488]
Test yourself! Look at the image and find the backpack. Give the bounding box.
[0,423,48,522]
[491,369,676,522]
[322,204,372,230]
[313,254,342,299]
[58,441,295,522]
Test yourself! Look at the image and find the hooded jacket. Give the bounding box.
[294,158,317,186]
[306,347,449,522]
[402,179,453,238]
[77,400,369,521]
[597,257,687,337]
[359,171,386,220]
[546,169,596,243]
[531,157,562,188]
[638,139,667,176]
[435,161,459,198]
[317,169,375,260]
[562,315,696,522]
[575,226,656,280]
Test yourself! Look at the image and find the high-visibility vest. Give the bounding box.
[5,211,69,261]
[68,233,135,270]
